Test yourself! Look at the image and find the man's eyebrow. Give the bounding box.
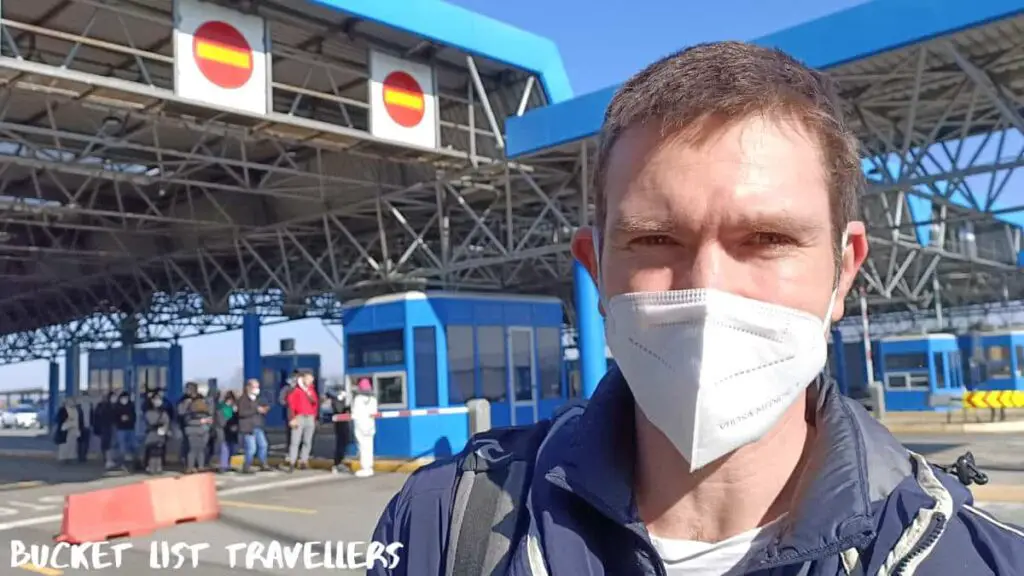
[609,215,676,235]
[733,212,824,236]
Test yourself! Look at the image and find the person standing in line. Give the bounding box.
[93,392,116,469]
[330,388,352,474]
[112,391,137,470]
[54,397,80,463]
[142,395,170,474]
[216,391,240,473]
[75,395,93,463]
[278,372,298,452]
[351,378,377,478]
[237,378,271,474]
[284,370,319,473]
[181,383,213,473]
[176,382,200,467]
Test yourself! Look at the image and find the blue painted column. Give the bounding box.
[168,343,183,402]
[574,261,606,399]
[831,328,848,396]
[242,314,261,383]
[64,344,80,398]
[48,360,59,429]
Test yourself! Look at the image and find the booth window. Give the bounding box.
[347,330,404,368]
[413,327,438,408]
[477,326,507,402]
[376,373,406,408]
[447,326,476,404]
[537,328,562,399]
[509,329,534,402]
[1017,346,1024,377]
[986,344,1012,378]
[883,352,928,372]
[933,352,946,389]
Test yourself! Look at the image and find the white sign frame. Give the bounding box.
[368,50,439,150]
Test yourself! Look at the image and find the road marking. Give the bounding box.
[220,500,317,514]
[15,564,62,576]
[0,473,345,531]
[0,481,43,491]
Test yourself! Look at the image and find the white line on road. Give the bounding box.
[0,474,346,532]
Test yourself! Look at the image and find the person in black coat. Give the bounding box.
[92,392,116,469]
[181,391,213,474]
[215,391,240,473]
[112,391,137,469]
[237,379,270,473]
[331,389,352,473]
[143,396,171,474]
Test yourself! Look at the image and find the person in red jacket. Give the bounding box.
[284,369,319,472]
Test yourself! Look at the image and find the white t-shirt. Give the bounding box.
[650,516,785,575]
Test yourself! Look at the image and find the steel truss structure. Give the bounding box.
[2,2,1024,364]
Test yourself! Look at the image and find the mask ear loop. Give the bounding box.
[822,228,850,330]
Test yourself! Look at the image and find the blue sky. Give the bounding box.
[0,0,963,394]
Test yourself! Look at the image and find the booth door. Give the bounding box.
[507,327,538,427]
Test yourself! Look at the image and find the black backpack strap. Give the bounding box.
[445,403,585,576]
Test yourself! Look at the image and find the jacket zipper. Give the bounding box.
[891,513,947,576]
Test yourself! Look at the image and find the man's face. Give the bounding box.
[573,115,866,321]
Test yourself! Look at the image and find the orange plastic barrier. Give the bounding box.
[55,472,221,544]
[55,482,157,544]
[147,473,220,528]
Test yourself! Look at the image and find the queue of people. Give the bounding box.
[50,373,379,478]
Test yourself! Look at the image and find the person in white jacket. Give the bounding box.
[351,378,378,478]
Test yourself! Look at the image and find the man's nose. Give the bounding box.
[675,243,725,291]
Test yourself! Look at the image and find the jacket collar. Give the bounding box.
[543,369,880,566]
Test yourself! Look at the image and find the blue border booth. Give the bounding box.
[342,291,566,460]
[87,346,172,399]
[260,340,321,428]
[879,334,964,411]
[959,331,1024,391]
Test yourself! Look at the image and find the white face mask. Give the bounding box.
[598,231,846,472]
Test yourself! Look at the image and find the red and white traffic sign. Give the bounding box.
[369,50,438,150]
[192,20,254,90]
[173,0,269,116]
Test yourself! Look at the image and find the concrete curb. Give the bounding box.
[0,449,432,474]
[883,420,1024,435]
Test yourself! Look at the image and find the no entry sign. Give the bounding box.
[382,71,426,128]
[192,20,254,90]
[368,50,438,150]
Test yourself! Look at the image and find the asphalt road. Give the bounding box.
[0,428,1022,575]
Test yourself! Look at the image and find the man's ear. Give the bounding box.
[571,226,605,316]
[831,221,868,322]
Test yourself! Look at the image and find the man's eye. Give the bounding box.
[749,232,794,246]
[631,235,674,246]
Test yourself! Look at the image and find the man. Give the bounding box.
[74,395,92,463]
[330,387,352,474]
[176,382,200,466]
[237,378,270,473]
[351,378,377,478]
[284,369,319,472]
[371,42,1024,575]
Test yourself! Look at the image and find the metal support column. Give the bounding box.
[168,343,183,401]
[243,314,262,383]
[576,145,607,399]
[64,344,80,398]
[48,360,60,429]
[830,328,848,395]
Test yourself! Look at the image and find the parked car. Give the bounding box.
[0,409,16,429]
[10,405,41,428]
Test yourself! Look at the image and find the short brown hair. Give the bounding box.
[593,41,861,263]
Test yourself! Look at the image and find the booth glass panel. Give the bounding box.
[569,367,582,399]
[933,353,946,389]
[1017,346,1024,377]
[537,328,562,400]
[477,327,507,402]
[375,372,407,409]
[885,372,929,390]
[446,326,476,404]
[348,331,405,368]
[884,353,927,371]
[986,345,1012,378]
[110,369,124,393]
[88,370,101,395]
[413,327,439,408]
[508,328,535,403]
